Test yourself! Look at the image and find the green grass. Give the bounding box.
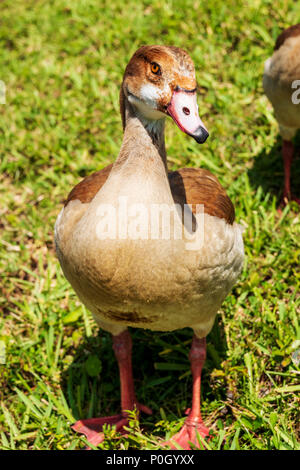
[0,0,300,450]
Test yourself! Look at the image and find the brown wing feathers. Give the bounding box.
[274,24,300,51]
[169,168,235,224]
[65,165,235,225]
[65,164,113,206]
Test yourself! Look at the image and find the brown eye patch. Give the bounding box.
[150,62,161,75]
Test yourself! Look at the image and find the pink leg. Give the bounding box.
[165,335,210,449]
[72,330,152,448]
[282,140,300,205]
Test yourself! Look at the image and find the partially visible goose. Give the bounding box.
[263,24,300,205]
[55,45,244,449]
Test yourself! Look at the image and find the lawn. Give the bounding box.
[0,0,299,450]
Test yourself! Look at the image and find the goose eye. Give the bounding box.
[151,62,161,75]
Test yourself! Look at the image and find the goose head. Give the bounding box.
[121,45,209,144]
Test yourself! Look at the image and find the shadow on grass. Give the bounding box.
[247,134,300,202]
[60,320,228,440]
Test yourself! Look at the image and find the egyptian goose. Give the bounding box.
[55,45,244,449]
[263,24,300,205]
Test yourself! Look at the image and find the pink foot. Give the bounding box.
[165,419,210,450]
[72,403,152,449]
[72,414,128,448]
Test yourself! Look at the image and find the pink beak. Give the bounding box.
[167,89,209,143]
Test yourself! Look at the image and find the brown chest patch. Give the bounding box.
[275,24,300,50]
[101,309,158,324]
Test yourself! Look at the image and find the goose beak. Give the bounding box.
[167,89,209,144]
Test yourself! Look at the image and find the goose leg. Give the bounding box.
[71,330,152,448]
[282,140,300,205]
[165,335,210,449]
